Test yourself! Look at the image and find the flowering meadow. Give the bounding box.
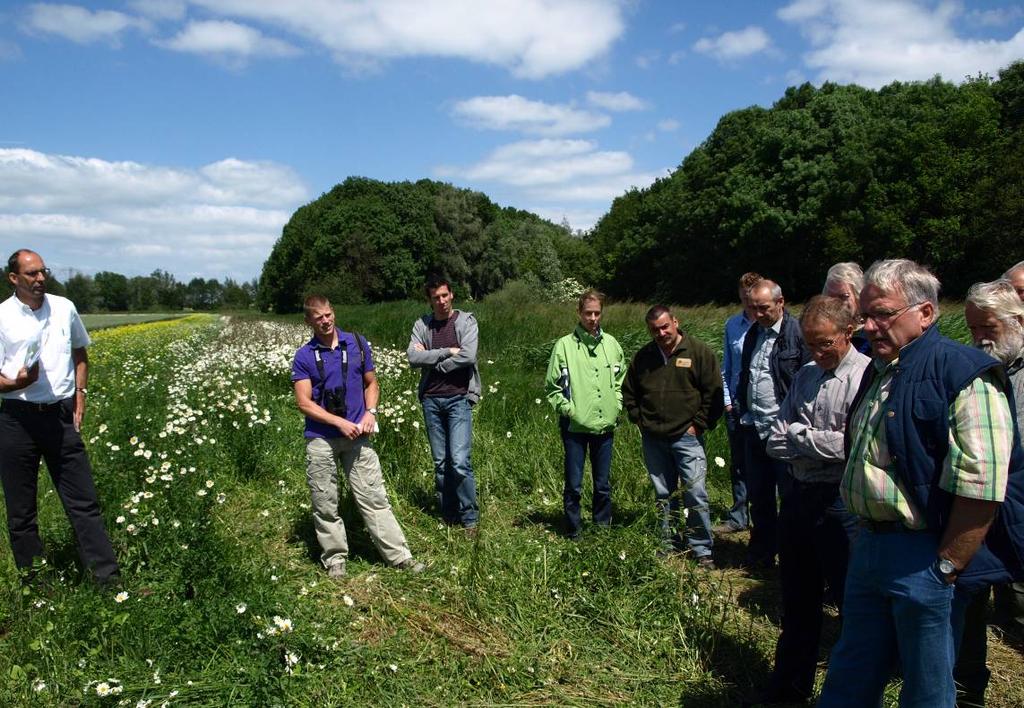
[0,303,1021,706]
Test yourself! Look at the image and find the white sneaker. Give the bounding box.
[327,560,346,579]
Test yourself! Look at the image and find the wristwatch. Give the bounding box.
[367,407,378,415]
[936,557,958,584]
[76,387,88,396]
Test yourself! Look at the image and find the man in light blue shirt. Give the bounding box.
[716,272,761,534]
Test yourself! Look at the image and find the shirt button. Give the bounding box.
[887,410,895,418]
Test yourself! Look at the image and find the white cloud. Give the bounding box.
[0,148,308,279]
[657,119,680,132]
[693,25,772,61]
[159,20,300,59]
[24,3,148,45]
[451,95,609,136]
[440,138,663,202]
[586,90,648,111]
[634,51,659,69]
[129,0,187,21]
[186,0,624,78]
[966,6,1024,28]
[779,0,1024,88]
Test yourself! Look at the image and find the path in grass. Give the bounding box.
[82,312,188,331]
[0,304,1019,706]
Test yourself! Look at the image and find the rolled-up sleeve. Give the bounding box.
[940,372,1013,502]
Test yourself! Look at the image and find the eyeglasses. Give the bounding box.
[859,302,923,325]
[20,267,51,278]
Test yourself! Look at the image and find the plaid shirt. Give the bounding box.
[841,361,1013,529]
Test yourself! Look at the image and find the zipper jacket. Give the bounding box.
[544,325,626,434]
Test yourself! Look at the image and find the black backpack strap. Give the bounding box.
[350,331,369,389]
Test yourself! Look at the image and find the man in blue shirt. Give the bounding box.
[716,271,761,534]
[292,295,423,579]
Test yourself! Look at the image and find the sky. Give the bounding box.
[1,0,1023,283]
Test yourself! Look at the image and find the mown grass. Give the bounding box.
[82,313,188,331]
[0,302,1018,706]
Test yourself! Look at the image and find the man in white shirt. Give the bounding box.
[0,250,119,584]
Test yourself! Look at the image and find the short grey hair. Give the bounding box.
[823,262,864,298]
[966,279,1024,322]
[863,259,941,317]
[750,279,783,300]
[1003,260,1024,279]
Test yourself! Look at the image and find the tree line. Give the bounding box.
[256,177,597,313]
[36,270,257,313]
[588,61,1024,303]
[257,62,1024,312]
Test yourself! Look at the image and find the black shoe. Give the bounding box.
[713,521,746,535]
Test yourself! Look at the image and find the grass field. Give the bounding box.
[82,313,188,331]
[0,302,1019,706]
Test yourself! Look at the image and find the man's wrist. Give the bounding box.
[76,387,88,395]
[366,407,378,416]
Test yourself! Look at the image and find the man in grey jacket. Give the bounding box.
[407,275,481,531]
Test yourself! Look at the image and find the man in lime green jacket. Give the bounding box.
[545,289,626,538]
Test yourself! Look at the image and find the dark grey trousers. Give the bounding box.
[0,399,119,582]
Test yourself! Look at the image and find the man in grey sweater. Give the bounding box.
[407,275,481,531]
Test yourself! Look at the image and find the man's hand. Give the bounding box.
[74,390,86,432]
[414,343,425,352]
[14,363,39,390]
[335,417,361,440]
[448,347,460,356]
[358,411,377,436]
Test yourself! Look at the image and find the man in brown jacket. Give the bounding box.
[622,305,724,567]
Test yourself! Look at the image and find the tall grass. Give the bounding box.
[0,302,1017,706]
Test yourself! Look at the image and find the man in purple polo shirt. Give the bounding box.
[291,294,423,579]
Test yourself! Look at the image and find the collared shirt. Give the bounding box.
[291,328,374,439]
[742,316,783,438]
[1007,352,1024,425]
[766,346,870,483]
[0,293,90,404]
[721,310,753,408]
[841,359,1013,529]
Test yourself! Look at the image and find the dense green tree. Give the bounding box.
[588,67,1024,303]
[64,273,95,312]
[258,178,596,312]
[94,271,130,311]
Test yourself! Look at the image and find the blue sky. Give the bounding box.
[1,0,1022,283]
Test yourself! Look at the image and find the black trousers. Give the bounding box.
[0,399,119,581]
[741,424,792,563]
[770,478,858,699]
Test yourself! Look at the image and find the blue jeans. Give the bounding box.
[560,419,613,536]
[724,409,748,529]
[819,528,957,708]
[422,395,478,527]
[640,432,713,558]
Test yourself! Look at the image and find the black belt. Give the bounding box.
[858,518,922,533]
[1,398,67,414]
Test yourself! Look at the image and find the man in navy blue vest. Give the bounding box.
[818,259,1024,708]
[735,279,810,568]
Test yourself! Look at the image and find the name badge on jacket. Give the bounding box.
[676,358,692,368]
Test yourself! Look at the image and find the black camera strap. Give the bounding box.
[312,332,368,405]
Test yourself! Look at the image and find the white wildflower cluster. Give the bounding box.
[547,277,586,303]
[261,615,294,637]
[87,678,123,697]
